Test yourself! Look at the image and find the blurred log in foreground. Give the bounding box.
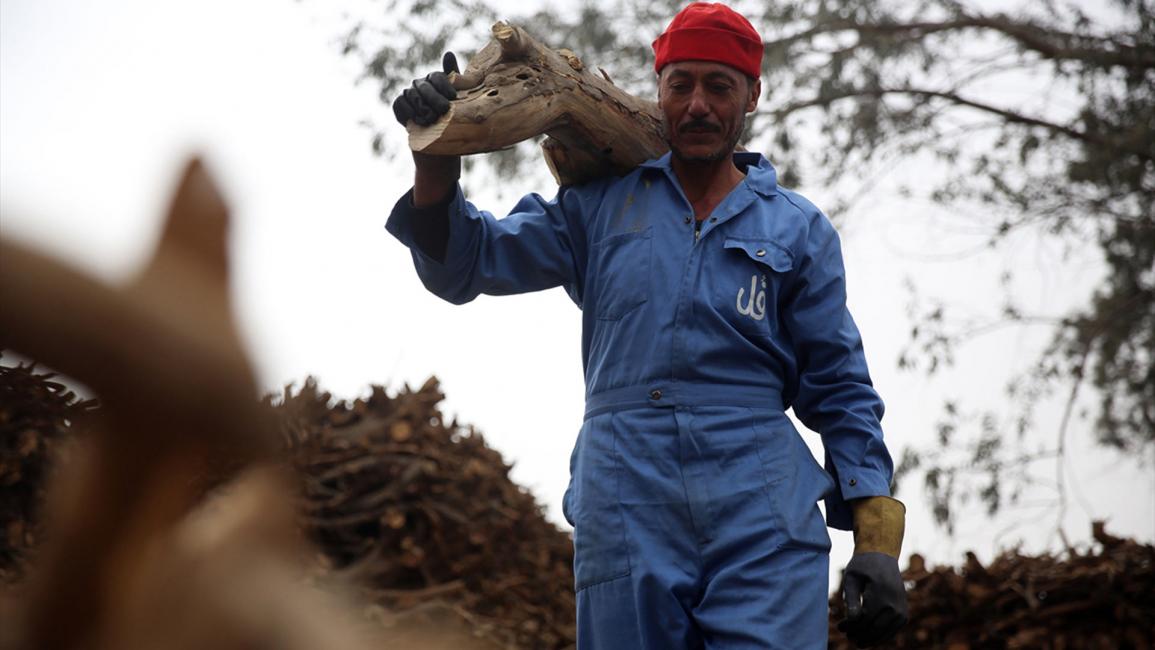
[0,160,492,650]
[829,523,1155,649]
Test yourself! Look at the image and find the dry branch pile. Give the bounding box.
[5,359,1155,649]
[829,523,1155,649]
[275,377,576,649]
[0,361,95,584]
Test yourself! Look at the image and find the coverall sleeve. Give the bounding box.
[782,210,894,531]
[385,183,594,306]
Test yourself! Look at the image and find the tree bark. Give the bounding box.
[407,22,667,186]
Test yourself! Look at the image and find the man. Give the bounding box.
[389,3,907,648]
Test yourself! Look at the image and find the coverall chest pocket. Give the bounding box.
[718,238,794,336]
[591,228,652,321]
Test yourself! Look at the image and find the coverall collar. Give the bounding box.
[639,151,779,198]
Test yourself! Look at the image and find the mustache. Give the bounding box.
[679,119,722,134]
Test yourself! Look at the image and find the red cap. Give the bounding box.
[652,3,764,78]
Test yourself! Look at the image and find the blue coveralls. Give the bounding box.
[387,152,894,649]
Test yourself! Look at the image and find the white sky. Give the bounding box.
[2,0,1152,591]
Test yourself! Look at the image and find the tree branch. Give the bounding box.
[928,450,1062,475]
[766,13,1155,71]
[1054,341,1092,546]
[774,86,1153,162]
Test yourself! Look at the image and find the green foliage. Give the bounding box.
[338,0,1154,533]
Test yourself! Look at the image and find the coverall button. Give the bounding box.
[710,217,718,222]
[848,478,857,486]
[755,249,766,257]
[649,389,662,400]
[684,216,692,224]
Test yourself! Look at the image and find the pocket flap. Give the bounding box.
[723,238,794,272]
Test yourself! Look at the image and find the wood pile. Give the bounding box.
[275,376,576,649]
[0,360,96,584]
[0,353,568,647]
[829,523,1155,649]
[5,358,1154,649]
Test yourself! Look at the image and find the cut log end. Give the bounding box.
[407,110,454,152]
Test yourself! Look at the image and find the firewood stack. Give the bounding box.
[0,361,96,584]
[829,523,1155,649]
[276,376,577,649]
[4,359,1154,649]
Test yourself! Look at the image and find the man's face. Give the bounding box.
[657,61,760,164]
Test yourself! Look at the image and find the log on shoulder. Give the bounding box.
[407,22,667,186]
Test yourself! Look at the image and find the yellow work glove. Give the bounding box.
[837,496,909,648]
[851,495,905,556]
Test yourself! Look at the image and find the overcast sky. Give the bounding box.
[2,0,1151,590]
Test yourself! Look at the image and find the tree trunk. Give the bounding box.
[407,22,667,186]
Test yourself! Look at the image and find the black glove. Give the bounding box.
[392,52,460,127]
[837,552,909,648]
